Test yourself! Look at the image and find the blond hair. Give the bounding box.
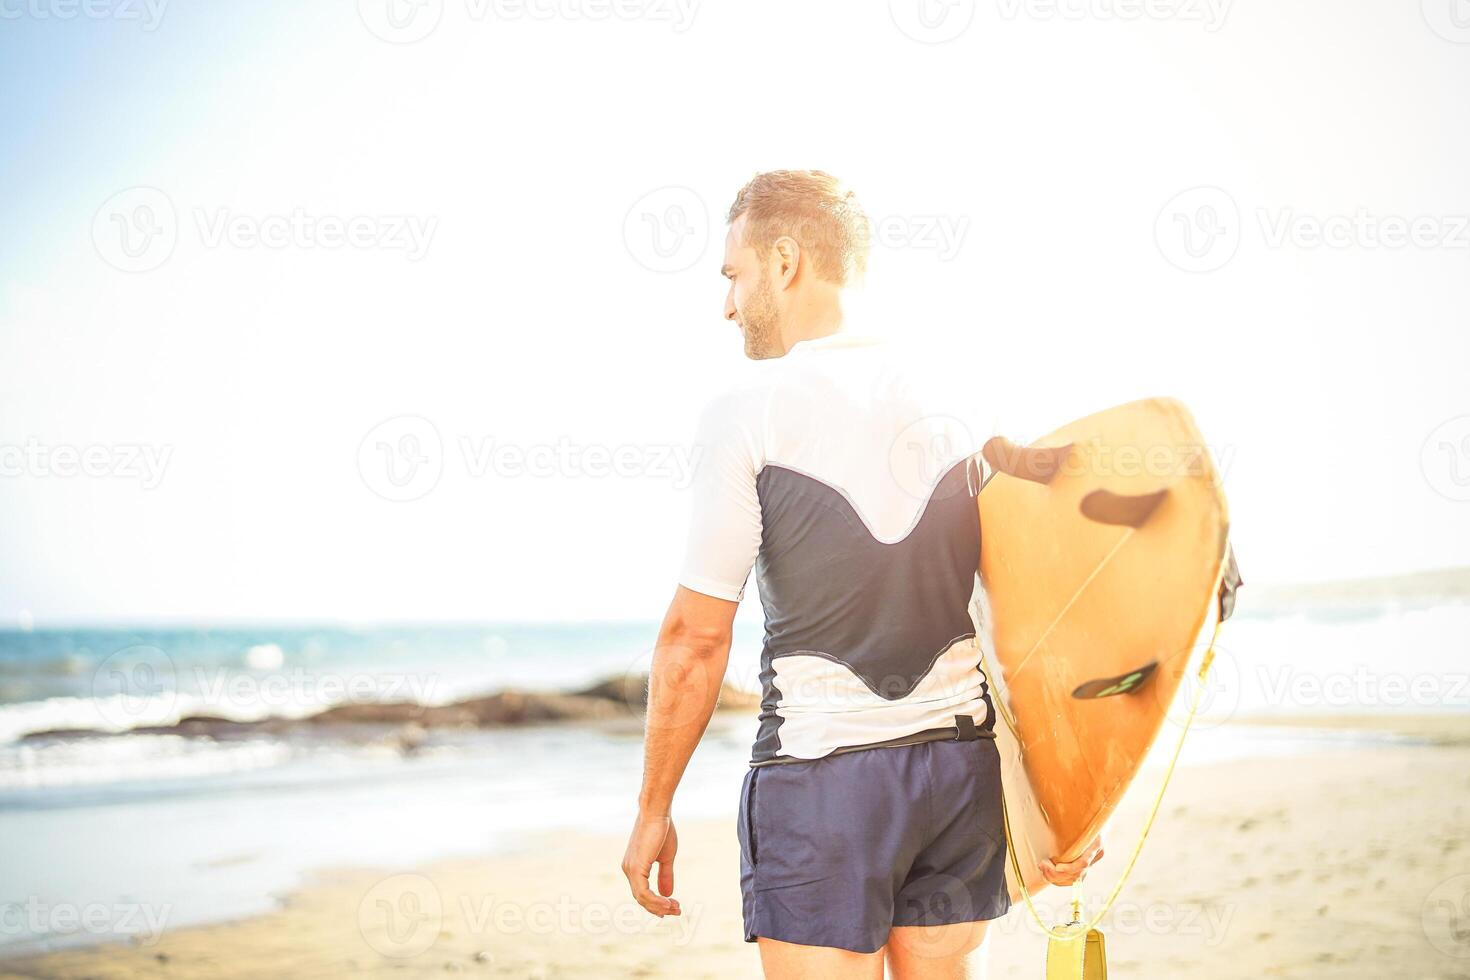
[726,170,870,286]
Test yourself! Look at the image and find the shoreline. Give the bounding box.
[5,713,1470,978]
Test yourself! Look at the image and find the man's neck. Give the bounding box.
[780,299,846,354]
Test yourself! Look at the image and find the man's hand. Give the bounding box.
[1040,835,1104,887]
[622,812,680,917]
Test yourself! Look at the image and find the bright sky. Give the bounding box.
[2,0,1468,625]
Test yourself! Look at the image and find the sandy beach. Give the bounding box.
[4,714,1468,980]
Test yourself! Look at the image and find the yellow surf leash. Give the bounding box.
[985,619,1223,959]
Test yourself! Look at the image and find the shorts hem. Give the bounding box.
[742,923,886,956]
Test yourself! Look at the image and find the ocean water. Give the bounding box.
[0,600,1466,954]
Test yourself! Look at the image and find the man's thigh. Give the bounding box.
[757,936,885,980]
[886,920,991,980]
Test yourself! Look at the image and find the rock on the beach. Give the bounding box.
[576,673,760,711]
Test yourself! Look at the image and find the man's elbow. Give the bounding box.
[660,619,732,660]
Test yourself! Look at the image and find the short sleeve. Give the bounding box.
[676,389,764,602]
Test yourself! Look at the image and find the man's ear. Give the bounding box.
[772,236,801,289]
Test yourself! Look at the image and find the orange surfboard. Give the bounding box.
[975,398,1236,898]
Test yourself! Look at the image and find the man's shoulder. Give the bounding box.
[697,371,775,421]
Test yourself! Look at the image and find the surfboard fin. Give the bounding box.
[981,437,1073,486]
[1080,488,1168,528]
[1071,661,1159,699]
[1218,542,1243,621]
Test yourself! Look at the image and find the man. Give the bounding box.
[622,171,1100,979]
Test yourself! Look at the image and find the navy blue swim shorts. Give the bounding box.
[736,732,1011,954]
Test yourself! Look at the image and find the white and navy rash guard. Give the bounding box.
[678,333,1002,766]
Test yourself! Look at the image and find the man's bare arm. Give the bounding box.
[621,585,737,917]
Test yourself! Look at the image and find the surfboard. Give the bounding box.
[974,397,1238,898]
